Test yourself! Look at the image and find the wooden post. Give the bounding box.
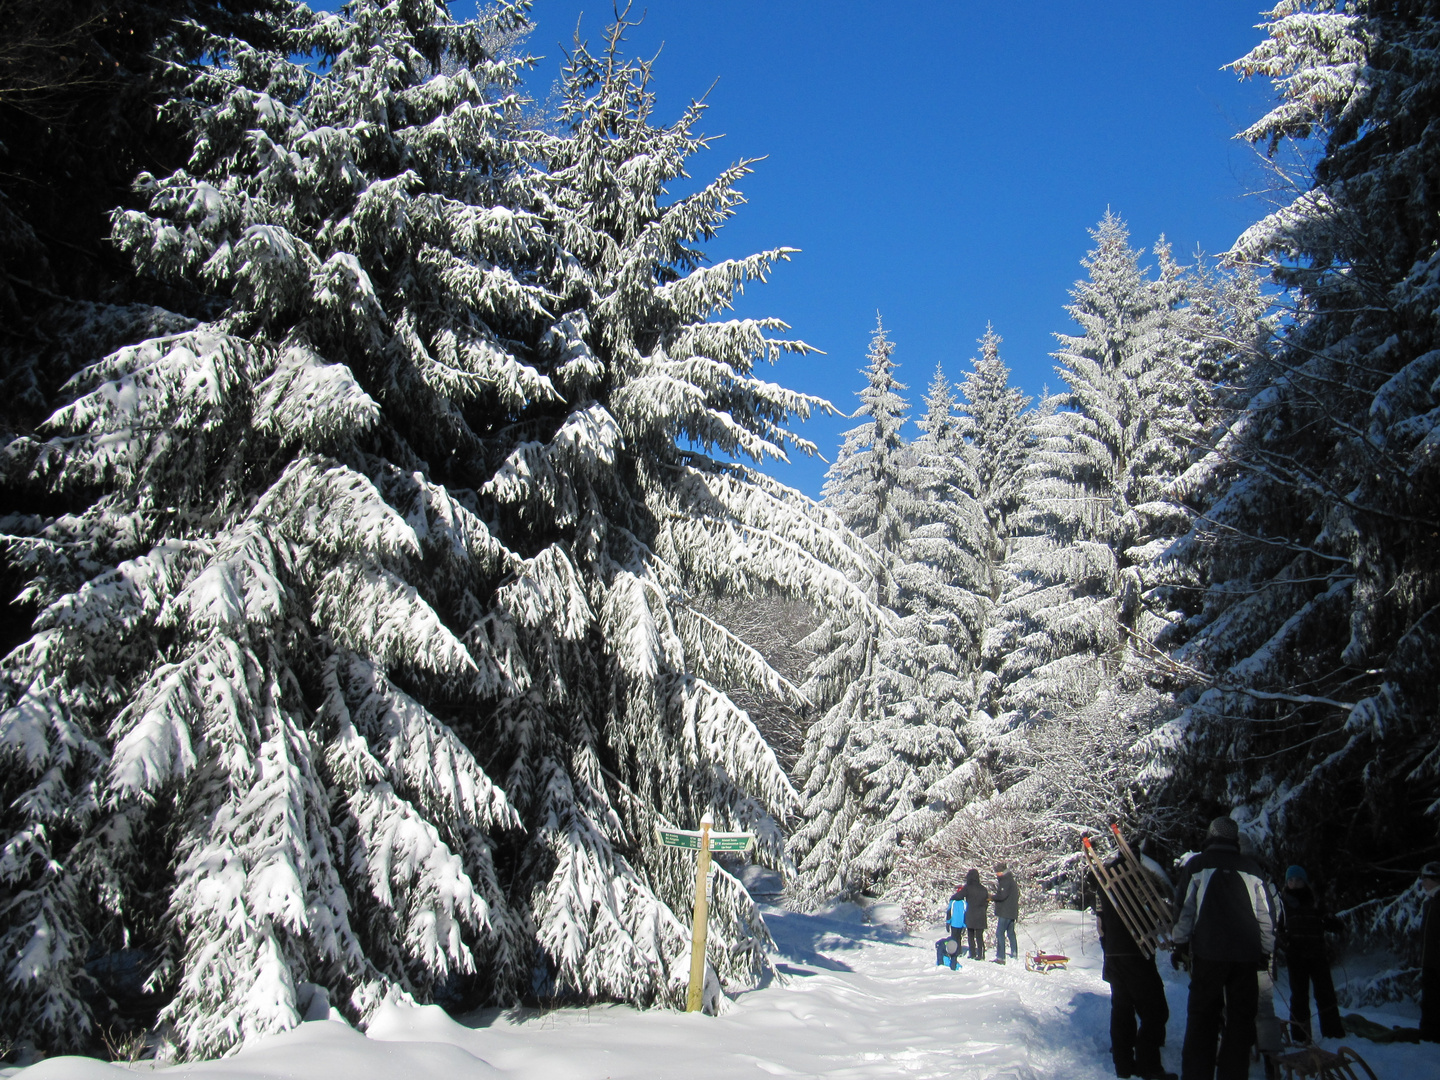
[685,814,713,1012]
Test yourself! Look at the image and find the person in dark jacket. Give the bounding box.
[1096,854,1176,1080]
[961,867,989,960]
[1420,862,1440,1042]
[1171,815,1274,1080]
[992,863,1019,964]
[1276,865,1344,1042]
[1237,835,1281,1080]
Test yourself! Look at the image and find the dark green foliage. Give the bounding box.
[1156,0,1440,902]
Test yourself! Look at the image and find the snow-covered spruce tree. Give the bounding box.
[789,323,968,903]
[0,0,547,1056]
[897,366,991,759]
[957,325,1033,544]
[987,214,1201,722]
[954,326,1033,730]
[931,218,1219,895]
[1146,0,1440,902]
[0,1,877,1057]
[502,21,879,1012]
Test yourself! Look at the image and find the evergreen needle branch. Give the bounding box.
[1118,622,1356,711]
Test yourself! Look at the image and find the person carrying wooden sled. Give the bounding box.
[1171,815,1274,1080]
[1095,850,1177,1080]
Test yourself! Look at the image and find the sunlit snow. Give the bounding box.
[10,903,1437,1080]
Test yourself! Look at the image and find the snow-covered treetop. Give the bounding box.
[821,319,909,599]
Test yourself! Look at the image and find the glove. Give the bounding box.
[1170,942,1190,971]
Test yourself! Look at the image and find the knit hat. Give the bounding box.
[995,862,1009,873]
[1421,862,1440,881]
[1285,865,1307,883]
[1205,816,1239,844]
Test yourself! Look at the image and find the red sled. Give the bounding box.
[1025,951,1069,973]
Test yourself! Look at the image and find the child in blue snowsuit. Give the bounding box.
[940,885,967,969]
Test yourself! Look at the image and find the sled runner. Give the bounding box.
[1024,951,1069,973]
[1082,823,1175,960]
[1271,1045,1378,1080]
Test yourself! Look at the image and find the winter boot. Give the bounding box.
[1133,1046,1175,1080]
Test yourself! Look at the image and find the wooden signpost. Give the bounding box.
[656,813,755,1012]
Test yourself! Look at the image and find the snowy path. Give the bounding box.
[9,906,1440,1080]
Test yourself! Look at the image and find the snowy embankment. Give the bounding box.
[8,905,1439,1080]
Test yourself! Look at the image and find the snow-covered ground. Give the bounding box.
[8,904,1439,1080]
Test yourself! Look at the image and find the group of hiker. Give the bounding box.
[942,816,1440,1080]
[1102,814,1439,1080]
[945,863,1019,963]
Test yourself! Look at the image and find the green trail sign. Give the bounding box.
[707,834,754,852]
[654,818,757,1012]
[656,827,755,853]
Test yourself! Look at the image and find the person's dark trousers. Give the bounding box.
[1422,966,1440,1042]
[996,916,1018,961]
[1181,958,1259,1080]
[1107,955,1169,1076]
[967,927,985,960]
[1287,948,1344,1040]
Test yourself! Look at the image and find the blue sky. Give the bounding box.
[482,2,1280,496]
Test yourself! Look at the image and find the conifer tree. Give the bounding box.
[888,366,993,831]
[954,327,1033,728]
[504,18,879,1013]
[1149,0,1440,892]
[0,1,877,1056]
[790,323,967,902]
[957,326,1032,542]
[988,215,1199,719]
[901,365,991,726]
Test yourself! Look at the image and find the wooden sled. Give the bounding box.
[1272,1045,1378,1080]
[1024,951,1069,973]
[1082,823,1175,960]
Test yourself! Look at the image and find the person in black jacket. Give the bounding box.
[961,867,989,960]
[992,863,1019,964]
[1276,865,1344,1041]
[1095,854,1176,1080]
[1171,815,1274,1080]
[1421,862,1440,1042]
